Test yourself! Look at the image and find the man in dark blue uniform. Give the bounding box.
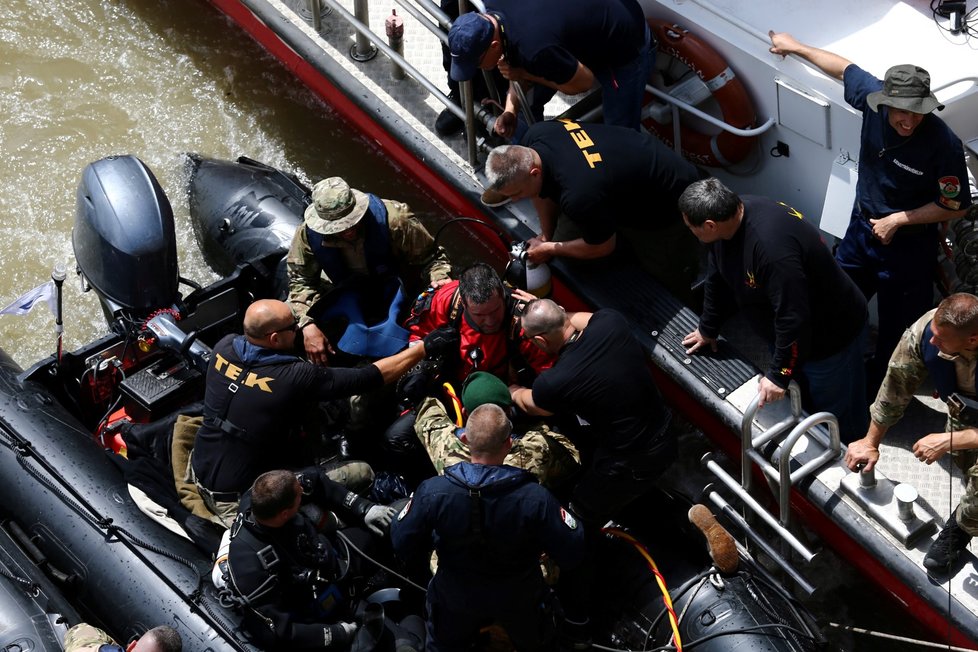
[446,0,653,138]
[768,32,971,391]
[222,468,408,651]
[390,403,584,651]
[191,299,441,525]
[679,178,869,442]
[483,119,703,298]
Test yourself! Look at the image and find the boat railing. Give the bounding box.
[640,84,776,146]
[699,382,843,595]
[739,382,841,527]
[309,0,498,164]
[304,0,777,165]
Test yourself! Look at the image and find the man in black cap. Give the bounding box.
[447,0,653,139]
[287,177,452,365]
[769,32,971,393]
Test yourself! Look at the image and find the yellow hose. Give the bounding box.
[442,382,464,426]
[603,527,683,652]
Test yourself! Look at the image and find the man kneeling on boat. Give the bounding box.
[187,299,452,526]
[287,176,452,366]
[218,468,422,651]
[845,293,978,575]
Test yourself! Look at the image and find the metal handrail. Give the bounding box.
[317,0,496,132]
[740,382,841,528]
[740,382,802,492]
[643,83,776,138]
[768,412,840,527]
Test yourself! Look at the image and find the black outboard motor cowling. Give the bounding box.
[74,155,180,324]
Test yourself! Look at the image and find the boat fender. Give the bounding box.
[644,19,757,167]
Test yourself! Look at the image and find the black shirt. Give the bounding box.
[488,0,646,86]
[699,196,868,387]
[530,310,671,457]
[526,120,704,244]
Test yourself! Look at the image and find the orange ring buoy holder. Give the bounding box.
[645,19,757,167]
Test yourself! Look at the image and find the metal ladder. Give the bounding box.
[702,381,840,595]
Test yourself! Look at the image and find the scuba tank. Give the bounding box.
[505,241,552,298]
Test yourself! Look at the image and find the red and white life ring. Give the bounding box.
[644,19,757,167]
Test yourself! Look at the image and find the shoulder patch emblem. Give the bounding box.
[560,507,578,530]
[939,176,961,198]
[397,498,412,521]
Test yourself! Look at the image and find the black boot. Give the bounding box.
[923,512,972,575]
[435,90,464,136]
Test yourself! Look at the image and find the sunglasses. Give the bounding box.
[267,320,299,336]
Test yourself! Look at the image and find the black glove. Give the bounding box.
[396,360,438,408]
[422,325,460,361]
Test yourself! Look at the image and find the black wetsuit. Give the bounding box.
[225,469,376,650]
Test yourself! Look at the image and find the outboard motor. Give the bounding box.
[74,155,180,328]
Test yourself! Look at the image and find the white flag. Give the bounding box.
[0,281,56,317]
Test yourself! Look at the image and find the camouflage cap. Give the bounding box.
[461,371,513,412]
[304,177,370,235]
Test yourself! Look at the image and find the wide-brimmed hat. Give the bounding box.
[304,177,370,235]
[461,371,513,412]
[866,64,944,114]
[448,13,494,82]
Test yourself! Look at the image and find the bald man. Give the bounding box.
[191,299,426,523]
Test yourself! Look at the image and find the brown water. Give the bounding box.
[0,0,956,649]
[0,0,449,369]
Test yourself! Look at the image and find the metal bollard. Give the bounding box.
[350,0,378,61]
[894,483,919,522]
[858,465,877,488]
[385,10,405,80]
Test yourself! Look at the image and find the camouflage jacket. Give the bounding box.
[414,396,580,488]
[872,309,978,430]
[63,623,117,652]
[287,198,452,326]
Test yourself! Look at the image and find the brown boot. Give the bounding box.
[688,504,739,574]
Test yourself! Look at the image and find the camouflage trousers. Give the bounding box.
[414,397,580,488]
[954,448,978,534]
[63,623,116,652]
